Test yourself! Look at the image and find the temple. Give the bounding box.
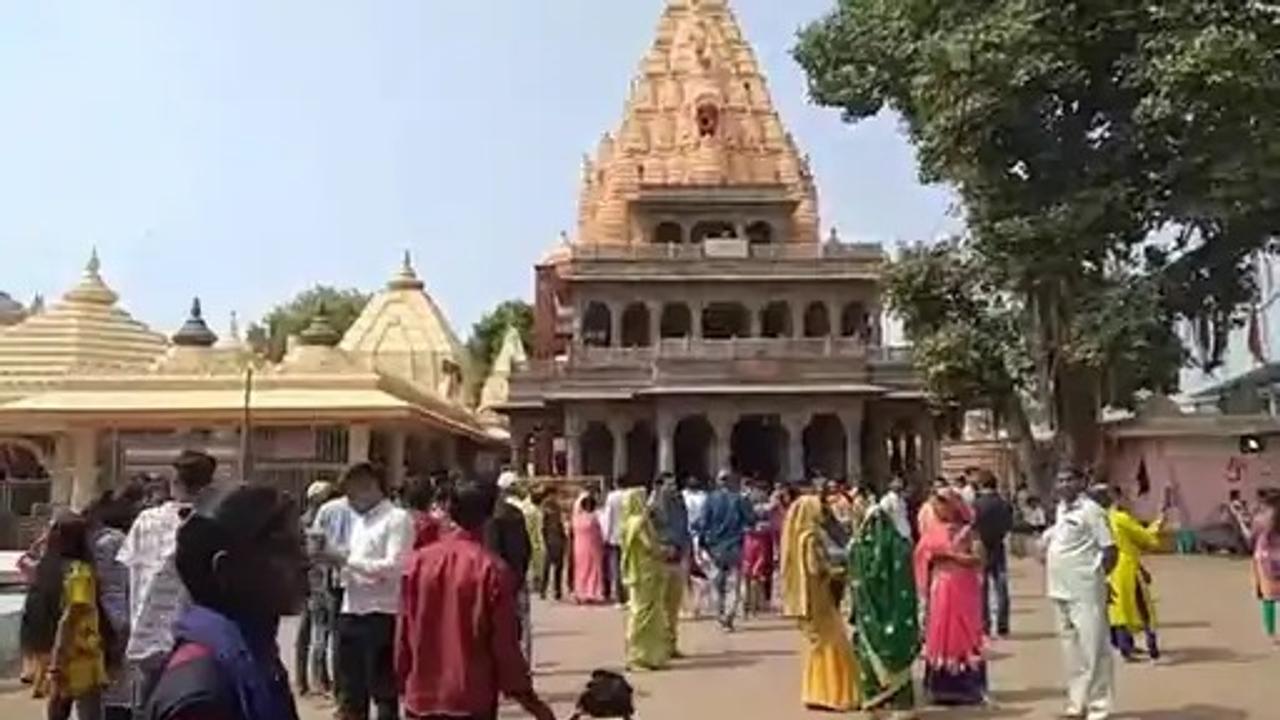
[0,252,504,543]
[500,0,936,487]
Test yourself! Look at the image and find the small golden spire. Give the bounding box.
[64,248,118,306]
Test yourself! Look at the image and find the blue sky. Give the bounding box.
[0,0,956,338]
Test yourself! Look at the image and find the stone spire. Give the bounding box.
[388,250,425,291]
[577,0,819,246]
[64,248,120,305]
[172,297,219,347]
[299,302,342,347]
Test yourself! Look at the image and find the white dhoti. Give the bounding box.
[1052,587,1114,720]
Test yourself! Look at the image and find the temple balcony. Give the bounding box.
[558,240,885,282]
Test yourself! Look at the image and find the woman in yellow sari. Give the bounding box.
[781,495,860,712]
[621,488,671,670]
[1106,490,1167,662]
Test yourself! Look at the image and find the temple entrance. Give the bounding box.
[674,416,714,484]
[626,421,656,485]
[731,415,783,483]
[581,422,615,478]
[803,414,846,480]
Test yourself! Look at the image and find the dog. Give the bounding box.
[569,669,635,720]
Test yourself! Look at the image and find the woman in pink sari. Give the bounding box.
[572,492,607,604]
[914,493,987,706]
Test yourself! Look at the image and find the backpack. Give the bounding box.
[571,670,635,719]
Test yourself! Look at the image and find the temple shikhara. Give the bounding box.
[0,252,504,543]
[500,0,936,486]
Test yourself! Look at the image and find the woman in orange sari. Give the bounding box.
[914,493,987,706]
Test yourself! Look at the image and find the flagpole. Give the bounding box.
[240,366,254,481]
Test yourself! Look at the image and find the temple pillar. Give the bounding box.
[534,423,554,476]
[840,404,865,485]
[609,417,629,482]
[70,428,98,511]
[692,301,704,339]
[565,409,583,478]
[348,423,372,464]
[609,302,623,347]
[748,303,762,338]
[648,301,662,348]
[918,412,939,484]
[656,407,676,474]
[709,410,735,476]
[782,412,808,482]
[386,429,407,490]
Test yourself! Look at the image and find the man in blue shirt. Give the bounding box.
[694,471,754,632]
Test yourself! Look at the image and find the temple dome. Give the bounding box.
[0,251,167,381]
[479,324,529,416]
[339,252,471,405]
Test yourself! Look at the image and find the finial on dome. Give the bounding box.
[299,301,342,347]
[87,247,101,276]
[388,250,425,291]
[828,227,841,244]
[29,293,45,315]
[173,296,219,347]
[63,248,119,305]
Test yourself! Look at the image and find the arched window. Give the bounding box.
[803,302,831,338]
[653,222,683,245]
[620,303,652,347]
[745,221,773,245]
[759,301,792,338]
[691,221,736,244]
[840,302,867,338]
[582,302,612,347]
[702,302,749,340]
[659,303,693,339]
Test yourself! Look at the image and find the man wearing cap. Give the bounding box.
[1043,469,1118,720]
[118,449,218,718]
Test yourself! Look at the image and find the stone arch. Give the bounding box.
[759,301,792,338]
[803,414,847,480]
[840,301,868,338]
[702,302,749,339]
[731,416,784,483]
[582,302,612,347]
[660,303,693,339]
[620,303,652,348]
[745,221,774,245]
[581,422,615,479]
[803,301,831,338]
[626,421,657,486]
[674,415,715,485]
[653,221,683,245]
[691,221,736,244]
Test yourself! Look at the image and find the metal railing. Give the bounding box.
[515,343,915,378]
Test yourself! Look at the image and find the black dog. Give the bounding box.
[569,670,635,720]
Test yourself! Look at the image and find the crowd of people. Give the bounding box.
[11,449,1280,720]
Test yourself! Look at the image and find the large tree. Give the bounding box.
[246,285,371,362]
[467,299,534,377]
[795,0,1280,485]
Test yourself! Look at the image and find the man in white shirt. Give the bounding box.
[1043,469,1118,720]
[320,462,413,720]
[118,449,216,718]
[599,480,629,604]
[876,476,913,542]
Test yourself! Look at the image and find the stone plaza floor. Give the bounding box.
[1,555,1274,718]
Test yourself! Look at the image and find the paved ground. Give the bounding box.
[2,556,1274,718]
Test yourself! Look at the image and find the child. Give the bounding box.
[37,512,113,720]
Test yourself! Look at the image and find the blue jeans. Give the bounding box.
[983,551,1010,636]
[710,562,741,629]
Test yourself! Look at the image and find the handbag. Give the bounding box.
[570,669,635,719]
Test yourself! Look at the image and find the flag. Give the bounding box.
[1136,457,1151,496]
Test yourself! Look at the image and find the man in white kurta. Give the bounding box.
[1044,470,1117,720]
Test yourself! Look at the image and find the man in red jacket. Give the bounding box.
[395,478,555,720]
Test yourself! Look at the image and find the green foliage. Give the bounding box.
[467,299,534,376]
[246,286,371,362]
[796,0,1280,464]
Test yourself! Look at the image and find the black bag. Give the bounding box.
[571,669,635,719]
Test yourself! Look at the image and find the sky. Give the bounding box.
[0,0,957,339]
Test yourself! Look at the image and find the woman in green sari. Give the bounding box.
[621,487,671,670]
[849,503,921,718]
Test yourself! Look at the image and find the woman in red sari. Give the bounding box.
[914,492,987,706]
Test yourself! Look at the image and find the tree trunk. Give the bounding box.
[1003,393,1055,500]
[1055,361,1102,473]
